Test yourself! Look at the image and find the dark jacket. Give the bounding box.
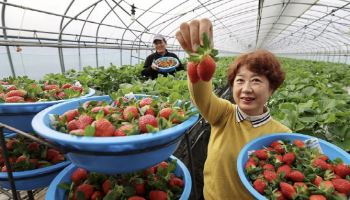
[141,50,184,80]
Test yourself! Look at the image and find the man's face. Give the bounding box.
[154,40,166,54]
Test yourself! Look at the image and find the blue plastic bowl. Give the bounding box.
[237,133,350,200]
[32,95,199,174]
[46,155,191,200]
[155,57,179,73]
[0,88,95,135]
[0,160,70,190]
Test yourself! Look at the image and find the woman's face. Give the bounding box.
[154,40,167,54]
[232,65,273,116]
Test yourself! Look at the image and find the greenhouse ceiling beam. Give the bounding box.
[268,1,350,48]
[1,0,15,77]
[255,0,264,49]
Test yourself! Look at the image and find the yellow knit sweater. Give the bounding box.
[188,79,291,200]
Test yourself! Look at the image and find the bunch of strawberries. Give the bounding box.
[0,136,65,172]
[245,139,350,200]
[60,159,184,200]
[52,96,196,137]
[0,81,86,103]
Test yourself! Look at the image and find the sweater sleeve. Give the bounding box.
[188,77,232,126]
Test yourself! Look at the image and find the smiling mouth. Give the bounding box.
[241,97,255,102]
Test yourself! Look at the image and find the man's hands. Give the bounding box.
[151,62,159,71]
[176,19,213,53]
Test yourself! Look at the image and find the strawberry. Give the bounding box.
[313,175,323,186]
[197,55,216,81]
[277,165,292,177]
[55,91,65,99]
[139,114,158,133]
[6,89,27,97]
[309,195,326,200]
[293,139,305,148]
[143,166,156,177]
[61,109,79,122]
[77,115,94,129]
[263,170,277,182]
[44,84,60,91]
[6,139,17,150]
[172,109,185,124]
[71,168,88,183]
[334,163,350,178]
[263,164,275,171]
[245,160,257,172]
[5,96,24,102]
[280,182,296,200]
[319,181,334,193]
[187,62,200,83]
[318,154,328,161]
[139,97,153,107]
[149,190,168,200]
[270,140,285,154]
[156,161,168,172]
[67,119,79,131]
[71,85,83,93]
[94,119,115,137]
[46,149,60,160]
[253,179,266,194]
[115,124,133,136]
[282,152,295,165]
[102,179,112,194]
[0,81,9,85]
[332,178,350,195]
[123,106,139,121]
[128,197,146,200]
[312,158,332,170]
[288,170,304,182]
[159,108,173,120]
[91,106,105,114]
[255,149,268,160]
[272,190,285,200]
[28,142,40,151]
[76,183,94,199]
[6,85,17,91]
[51,154,65,163]
[135,181,146,196]
[91,191,102,200]
[62,83,72,89]
[293,182,307,190]
[274,154,283,165]
[169,177,184,188]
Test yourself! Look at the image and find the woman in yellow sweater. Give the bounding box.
[176,19,291,199]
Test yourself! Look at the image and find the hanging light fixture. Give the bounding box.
[131,4,136,21]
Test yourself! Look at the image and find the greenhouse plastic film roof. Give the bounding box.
[1,0,350,79]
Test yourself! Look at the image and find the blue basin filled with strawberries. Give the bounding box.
[46,155,191,200]
[32,95,199,174]
[237,133,350,200]
[0,88,95,134]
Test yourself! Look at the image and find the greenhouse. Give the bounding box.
[0,0,350,200]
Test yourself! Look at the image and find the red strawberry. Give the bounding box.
[139,114,158,133]
[149,190,168,200]
[94,119,115,137]
[51,154,65,163]
[318,154,328,161]
[312,158,332,170]
[293,139,305,148]
[169,177,184,188]
[128,196,146,200]
[288,170,304,182]
[44,84,60,91]
[46,149,60,160]
[123,106,139,121]
[280,182,296,200]
[102,179,112,194]
[67,119,79,131]
[319,181,334,193]
[28,142,40,151]
[263,170,277,182]
[91,106,104,114]
[144,105,156,116]
[270,140,285,154]
[6,139,17,150]
[272,190,285,200]
[274,154,283,164]
[309,195,326,200]
[76,183,94,199]
[0,81,9,85]
[143,166,156,176]
[61,109,79,122]
[156,161,168,172]
[159,108,173,120]
[172,109,185,124]
[334,163,350,178]
[282,152,295,165]
[255,149,268,160]
[277,165,292,177]
[313,175,323,186]
[293,182,307,191]
[245,161,257,172]
[71,168,88,183]
[5,96,24,102]
[71,85,83,93]
[263,164,275,171]
[55,91,65,99]
[332,178,350,195]
[197,55,216,81]
[62,83,72,89]
[91,191,102,200]
[6,85,17,91]
[115,124,133,136]
[6,89,27,97]
[139,97,153,107]
[77,115,94,129]
[253,179,266,194]
[135,181,146,196]
[187,62,200,83]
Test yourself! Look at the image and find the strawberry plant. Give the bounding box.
[59,159,185,200]
[51,95,197,137]
[244,139,350,199]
